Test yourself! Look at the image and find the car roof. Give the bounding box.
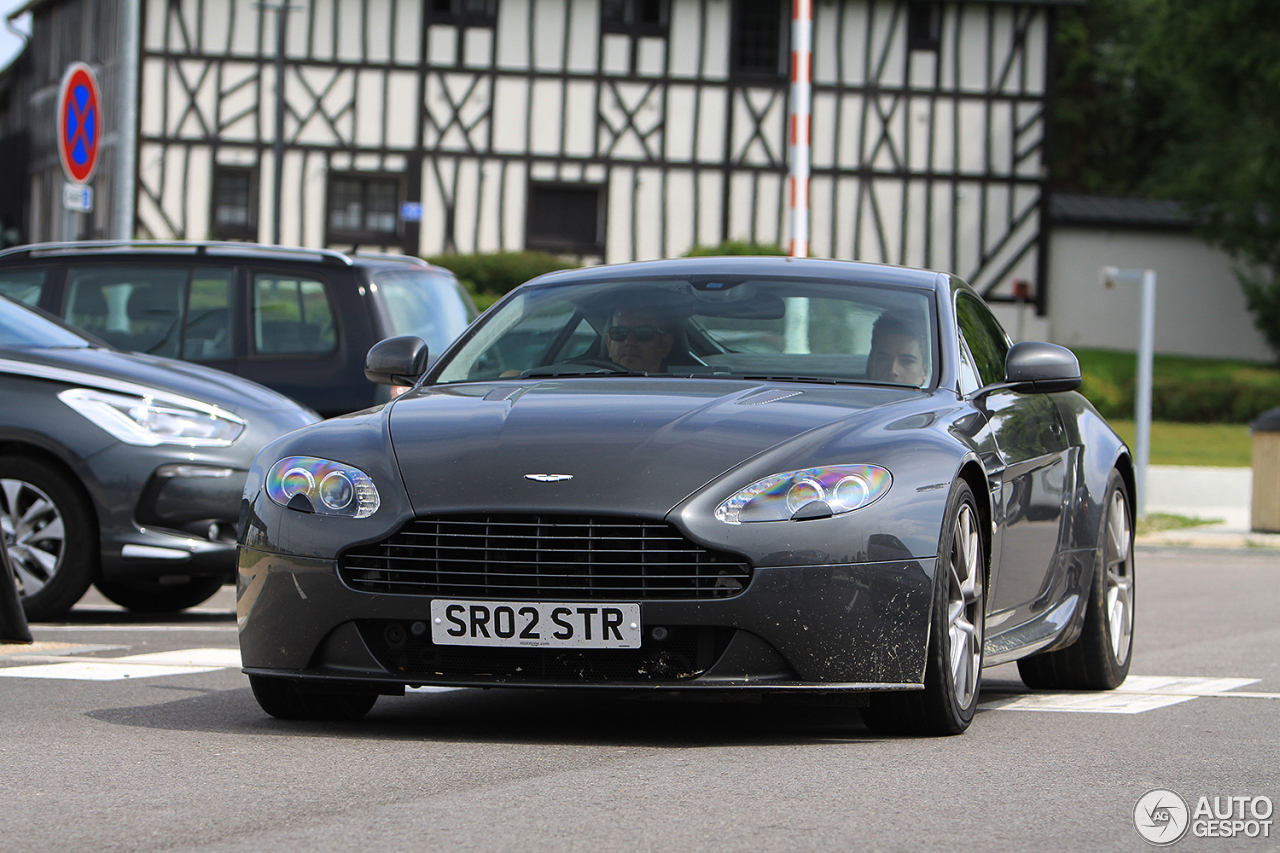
[523,256,949,291]
[0,240,442,272]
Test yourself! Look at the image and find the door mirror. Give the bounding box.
[1004,342,1081,393]
[365,336,429,386]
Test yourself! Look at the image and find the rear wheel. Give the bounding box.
[249,675,378,721]
[95,575,226,613]
[1,456,97,621]
[862,480,985,736]
[1017,469,1134,690]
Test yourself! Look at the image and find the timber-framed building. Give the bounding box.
[1,0,1080,311]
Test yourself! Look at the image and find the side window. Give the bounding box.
[252,273,337,355]
[183,270,234,360]
[64,266,191,357]
[0,269,49,306]
[955,293,1010,388]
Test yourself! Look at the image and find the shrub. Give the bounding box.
[425,251,579,297]
[683,240,787,257]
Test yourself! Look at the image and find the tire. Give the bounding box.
[1017,469,1134,690]
[862,480,986,736]
[249,675,378,721]
[1,455,97,621]
[95,575,226,613]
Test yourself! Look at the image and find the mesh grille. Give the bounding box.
[338,514,751,600]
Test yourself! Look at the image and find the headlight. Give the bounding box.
[265,456,380,518]
[715,464,892,524]
[58,388,246,447]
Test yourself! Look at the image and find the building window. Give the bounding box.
[427,0,497,25]
[908,2,942,52]
[732,0,786,80]
[326,174,400,245]
[601,0,668,36]
[211,167,257,240]
[526,182,605,256]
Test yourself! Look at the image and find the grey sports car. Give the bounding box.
[237,257,1136,736]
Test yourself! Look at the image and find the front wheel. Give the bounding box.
[249,675,378,721]
[1017,469,1134,690]
[862,480,986,736]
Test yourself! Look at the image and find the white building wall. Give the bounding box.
[1047,227,1272,361]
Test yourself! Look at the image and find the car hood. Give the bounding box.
[0,345,318,422]
[387,378,920,516]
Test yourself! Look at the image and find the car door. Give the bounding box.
[956,293,1072,618]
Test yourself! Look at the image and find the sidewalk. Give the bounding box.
[1137,465,1280,550]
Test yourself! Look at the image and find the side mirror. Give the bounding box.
[365,335,429,387]
[1004,341,1081,394]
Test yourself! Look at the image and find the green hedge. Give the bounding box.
[425,251,580,299]
[1075,348,1280,424]
[683,240,787,256]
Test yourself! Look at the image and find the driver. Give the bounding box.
[605,306,675,373]
[867,312,930,387]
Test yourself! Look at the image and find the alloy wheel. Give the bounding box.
[1,477,66,598]
[1104,488,1134,665]
[946,502,984,709]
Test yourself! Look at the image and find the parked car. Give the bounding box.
[0,241,478,418]
[0,294,319,620]
[236,256,1135,735]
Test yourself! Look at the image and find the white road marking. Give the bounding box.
[980,676,1264,714]
[0,647,241,681]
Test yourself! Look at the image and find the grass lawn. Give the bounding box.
[1107,420,1253,467]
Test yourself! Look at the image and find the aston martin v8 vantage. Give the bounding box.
[237,257,1136,735]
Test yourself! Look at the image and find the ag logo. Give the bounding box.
[1134,789,1190,845]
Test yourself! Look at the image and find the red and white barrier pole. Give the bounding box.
[788,0,813,258]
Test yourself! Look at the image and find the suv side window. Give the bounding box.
[183,270,235,360]
[955,292,1010,388]
[252,272,337,355]
[65,266,191,356]
[0,269,49,306]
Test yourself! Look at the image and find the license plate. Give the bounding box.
[429,600,642,649]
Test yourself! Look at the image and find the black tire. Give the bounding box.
[862,480,986,736]
[1,455,97,621]
[249,675,378,721]
[95,575,226,613]
[1017,469,1134,690]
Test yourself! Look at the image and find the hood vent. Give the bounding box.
[737,389,803,406]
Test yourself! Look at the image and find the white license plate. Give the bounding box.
[429,600,642,649]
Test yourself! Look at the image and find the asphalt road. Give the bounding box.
[1,548,1276,853]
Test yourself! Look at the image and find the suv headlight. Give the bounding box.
[59,388,246,447]
[715,464,892,524]
[265,456,380,518]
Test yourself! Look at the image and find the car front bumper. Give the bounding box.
[237,547,936,692]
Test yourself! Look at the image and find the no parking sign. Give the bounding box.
[56,62,102,185]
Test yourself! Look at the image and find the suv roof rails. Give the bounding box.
[346,248,430,267]
[0,240,358,266]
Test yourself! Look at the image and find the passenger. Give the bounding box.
[606,306,675,373]
[867,312,930,387]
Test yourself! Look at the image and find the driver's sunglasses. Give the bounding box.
[607,325,661,342]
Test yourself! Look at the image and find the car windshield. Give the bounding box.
[434,276,938,388]
[0,296,94,349]
[372,269,478,354]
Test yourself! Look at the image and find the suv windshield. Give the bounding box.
[0,297,93,349]
[372,269,477,354]
[435,276,937,388]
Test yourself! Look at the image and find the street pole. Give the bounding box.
[787,0,812,258]
[1103,266,1157,516]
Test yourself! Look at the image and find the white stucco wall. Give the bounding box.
[1046,226,1273,362]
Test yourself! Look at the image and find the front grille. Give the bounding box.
[338,514,751,600]
[357,620,735,682]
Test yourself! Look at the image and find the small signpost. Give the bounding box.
[57,62,101,214]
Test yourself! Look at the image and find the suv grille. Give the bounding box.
[338,514,751,600]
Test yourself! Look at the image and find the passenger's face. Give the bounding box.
[869,334,927,386]
[606,308,673,372]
